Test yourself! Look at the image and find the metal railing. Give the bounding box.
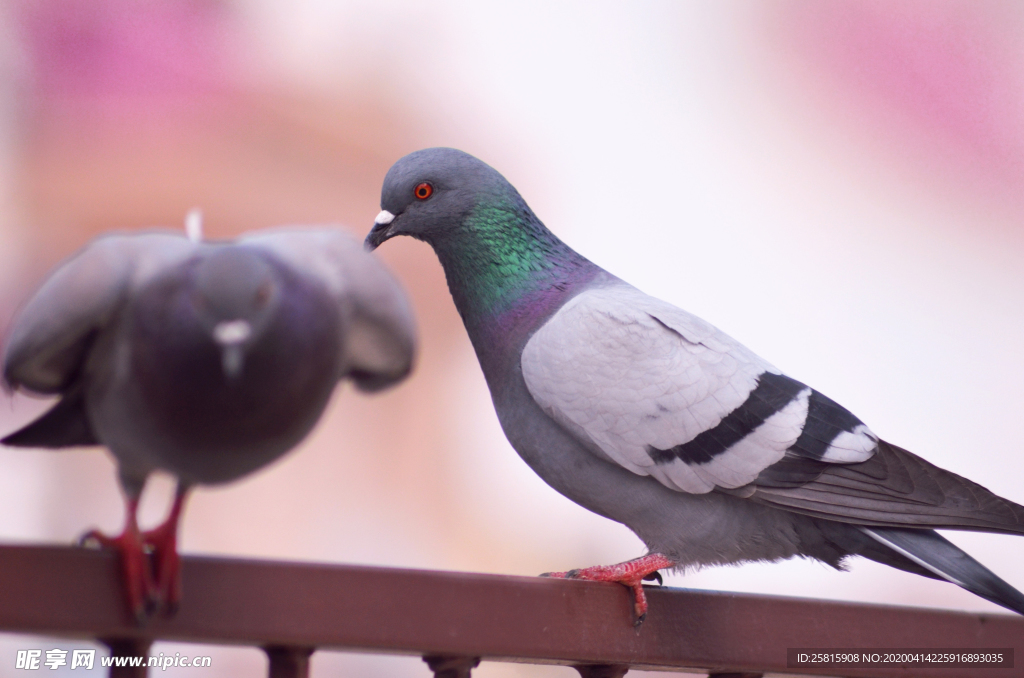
[0,544,1020,678]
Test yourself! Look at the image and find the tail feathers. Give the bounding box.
[1,386,98,448]
[862,526,1024,616]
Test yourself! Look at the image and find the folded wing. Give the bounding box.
[522,283,1024,535]
[750,439,1024,534]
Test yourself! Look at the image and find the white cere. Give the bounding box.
[213,319,252,346]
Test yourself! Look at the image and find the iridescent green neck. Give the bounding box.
[433,197,591,330]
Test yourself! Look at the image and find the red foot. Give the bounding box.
[79,486,190,622]
[542,553,676,625]
[80,521,154,624]
[142,486,189,616]
[143,521,181,614]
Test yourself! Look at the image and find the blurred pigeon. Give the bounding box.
[2,220,416,621]
[367,147,1024,623]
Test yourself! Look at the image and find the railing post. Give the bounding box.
[423,654,481,678]
[264,645,315,678]
[573,664,629,677]
[102,638,152,678]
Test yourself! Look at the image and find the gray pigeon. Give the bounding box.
[366,147,1024,623]
[2,223,416,621]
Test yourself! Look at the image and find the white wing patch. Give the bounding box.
[521,283,872,495]
[822,424,877,462]
[652,387,811,492]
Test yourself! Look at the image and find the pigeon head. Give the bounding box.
[366,148,599,344]
[192,247,281,378]
[366,147,523,250]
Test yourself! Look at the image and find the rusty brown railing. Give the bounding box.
[0,544,1020,678]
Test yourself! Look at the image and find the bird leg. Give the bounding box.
[542,553,676,626]
[142,483,191,615]
[80,495,155,624]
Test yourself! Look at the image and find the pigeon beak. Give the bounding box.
[212,319,252,379]
[365,210,396,251]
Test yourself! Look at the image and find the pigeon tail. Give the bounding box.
[1,385,98,448]
[862,527,1024,616]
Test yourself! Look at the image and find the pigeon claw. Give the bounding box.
[80,527,156,625]
[643,570,663,585]
[539,553,676,626]
[142,521,182,616]
[78,487,189,623]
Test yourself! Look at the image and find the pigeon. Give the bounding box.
[2,219,416,621]
[366,147,1024,623]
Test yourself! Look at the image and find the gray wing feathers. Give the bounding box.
[522,284,811,494]
[242,228,416,391]
[751,440,1024,534]
[3,232,193,393]
[521,284,1024,537]
[324,235,416,391]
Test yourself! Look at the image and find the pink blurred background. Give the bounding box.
[1,1,1023,676]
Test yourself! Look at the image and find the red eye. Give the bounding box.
[414,182,433,200]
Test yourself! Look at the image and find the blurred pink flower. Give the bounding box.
[782,0,1024,200]
[17,0,238,99]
